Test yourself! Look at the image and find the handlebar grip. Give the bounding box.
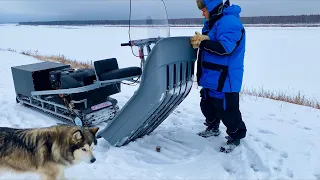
[121,42,131,46]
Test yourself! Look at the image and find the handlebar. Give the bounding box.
[120,37,162,47]
[121,42,131,47]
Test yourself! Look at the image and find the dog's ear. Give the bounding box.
[89,127,99,135]
[72,130,83,142]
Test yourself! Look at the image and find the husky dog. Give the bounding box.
[0,124,99,180]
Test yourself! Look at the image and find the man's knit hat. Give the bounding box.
[196,0,223,12]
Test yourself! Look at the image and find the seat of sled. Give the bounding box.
[93,58,142,82]
[99,67,142,81]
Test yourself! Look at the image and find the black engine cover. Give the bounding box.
[11,61,71,97]
[12,61,121,112]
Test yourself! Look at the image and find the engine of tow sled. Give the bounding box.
[11,61,121,126]
[48,67,121,124]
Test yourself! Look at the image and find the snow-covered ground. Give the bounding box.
[0,24,320,179]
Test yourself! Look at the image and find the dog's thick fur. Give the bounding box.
[0,124,99,180]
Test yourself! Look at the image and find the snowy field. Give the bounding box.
[0,24,320,179]
[1,24,320,101]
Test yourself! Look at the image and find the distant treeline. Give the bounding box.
[241,14,320,24]
[18,14,320,26]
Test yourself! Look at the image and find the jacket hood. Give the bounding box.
[202,0,223,12]
[223,4,241,17]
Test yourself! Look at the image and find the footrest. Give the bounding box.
[60,69,96,89]
[100,67,142,81]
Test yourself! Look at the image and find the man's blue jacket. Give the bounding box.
[197,0,246,97]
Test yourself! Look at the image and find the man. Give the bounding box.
[190,0,247,153]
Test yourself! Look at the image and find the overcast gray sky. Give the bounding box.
[0,0,320,23]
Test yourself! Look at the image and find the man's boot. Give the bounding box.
[220,136,240,153]
[197,121,221,138]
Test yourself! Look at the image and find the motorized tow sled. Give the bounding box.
[11,0,197,147]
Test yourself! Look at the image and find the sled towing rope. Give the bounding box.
[97,37,197,146]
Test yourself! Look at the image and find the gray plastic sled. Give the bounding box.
[97,36,197,146]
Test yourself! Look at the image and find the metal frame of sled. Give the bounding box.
[15,71,140,126]
[22,76,139,125]
[13,37,162,127]
[30,76,138,96]
[97,36,197,147]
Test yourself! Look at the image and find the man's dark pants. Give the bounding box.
[200,88,247,139]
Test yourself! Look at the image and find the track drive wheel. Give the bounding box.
[16,96,24,105]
